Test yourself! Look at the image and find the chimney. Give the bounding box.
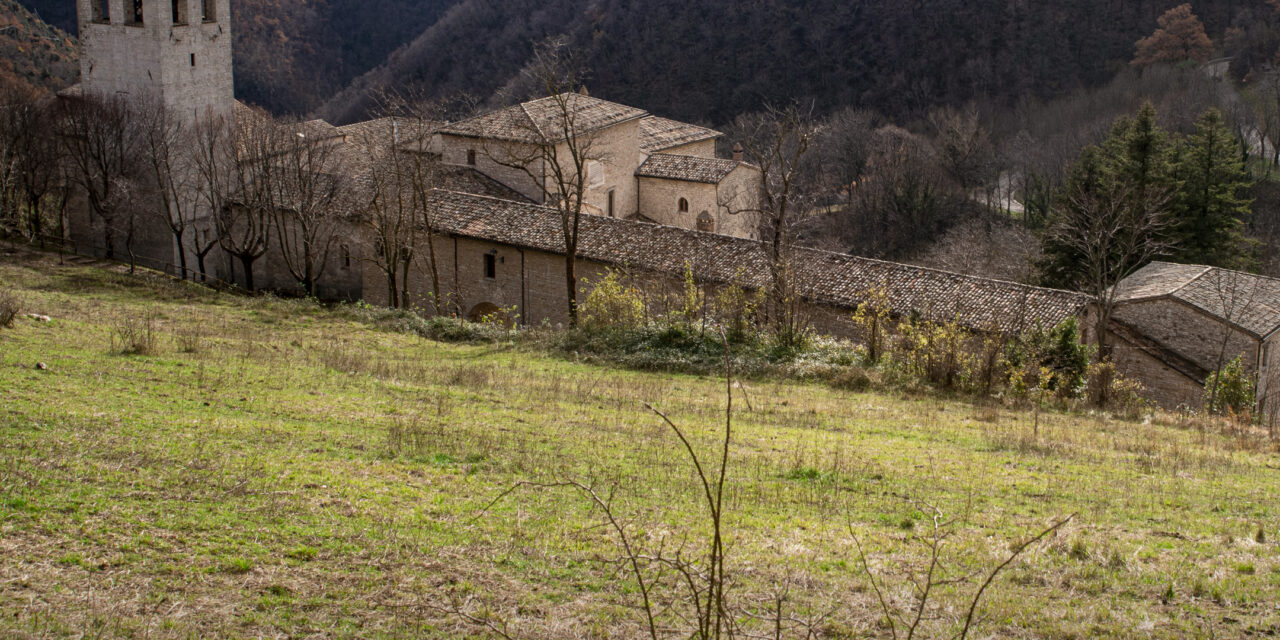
[732,143,744,162]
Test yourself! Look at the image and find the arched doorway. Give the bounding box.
[466,302,502,323]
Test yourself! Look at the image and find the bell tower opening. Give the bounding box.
[127,0,144,25]
[91,0,109,23]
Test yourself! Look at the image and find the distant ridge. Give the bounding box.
[0,0,77,95]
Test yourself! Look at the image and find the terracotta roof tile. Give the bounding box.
[439,93,648,144]
[636,154,744,184]
[1116,262,1280,338]
[640,116,721,153]
[429,190,1089,332]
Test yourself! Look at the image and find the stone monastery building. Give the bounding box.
[63,0,1278,415]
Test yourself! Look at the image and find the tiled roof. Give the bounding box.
[1116,262,1280,338]
[439,93,648,144]
[636,154,745,184]
[640,116,721,153]
[428,190,1090,333]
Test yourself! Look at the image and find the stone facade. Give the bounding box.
[1109,262,1280,413]
[1113,299,1260,377]
[77,0,234,122]
[438,95,755,235]
[636,164,761,239]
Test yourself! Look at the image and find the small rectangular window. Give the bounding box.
[607,189,615,217]
[92,0,110,22]
[190,53,196,67]
[201,0,216,22]
[483,253,497,279]
[128,0,144,25]
[172,0,186,24]
[466,149,477,166]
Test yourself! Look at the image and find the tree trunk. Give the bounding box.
[565,253,578,326]
[239,254,256,291]
[175,234,189,280]
[196,251,209,284]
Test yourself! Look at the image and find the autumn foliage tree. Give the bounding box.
[1132,4,1215,68]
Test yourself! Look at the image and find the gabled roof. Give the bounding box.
[438,93,648,144]
[428,190,1090,333]
[640,116,721,153]
[636,154,749,185]
[1115,262,1280,339]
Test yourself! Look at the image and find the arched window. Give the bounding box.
[340,244,351,268]
[678,198,689,213]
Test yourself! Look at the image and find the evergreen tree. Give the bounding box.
[1103,102,1178,211]
[1039,104,1175,290]
[1170,108,1256,269]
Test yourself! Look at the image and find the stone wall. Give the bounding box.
[655,139,717,158]
[1108,329,1206,410]
[571,119,643,219]
[77,0,234,121]
[1113,299,1260,375]
[635,164,760,239]
[439,135,545,203]
[636,176,719,229]
[716,165,762,240]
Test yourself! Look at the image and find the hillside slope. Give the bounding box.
[0,0,76,94]
[15,0,460,115]
[1,247,1278,637]
[319,0,1273,125]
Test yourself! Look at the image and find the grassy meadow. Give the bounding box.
[0,247,1278,638]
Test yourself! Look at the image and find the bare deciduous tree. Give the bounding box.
[484,38,601,325]
[54,92,143,262]
[730,103,823,345]
[135,96,197,279]
[192,106,276,291]
[0,85,63,241]
[356,92,453,310]
[272,124,347,297]
[1046,148,1169,359]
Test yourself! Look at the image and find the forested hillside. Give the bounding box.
[14,0,460,115]
[319,0,1275,125]
[0,0,76,94]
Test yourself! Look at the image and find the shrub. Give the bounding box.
[1205,356,1255,417]
[1087,360,1150,419]
[417,315,509,344]
[0,287,18,329]
[712,275,764,345]
[580,270,648,333]
[851,287,892,364]
[895,317,974,390]
[1005,319,1092,400]
[111,311,160,356]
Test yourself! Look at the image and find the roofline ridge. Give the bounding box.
[823,252,1090,300]
[517,100,546,141]
[431,189,1088,303]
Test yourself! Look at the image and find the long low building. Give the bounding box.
[360,189,1091,338]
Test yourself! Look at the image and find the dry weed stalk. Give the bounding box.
[851,504,1074,640]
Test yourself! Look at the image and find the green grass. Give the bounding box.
[1,248,1278,638]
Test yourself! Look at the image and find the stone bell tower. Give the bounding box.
[76,0,234,121]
